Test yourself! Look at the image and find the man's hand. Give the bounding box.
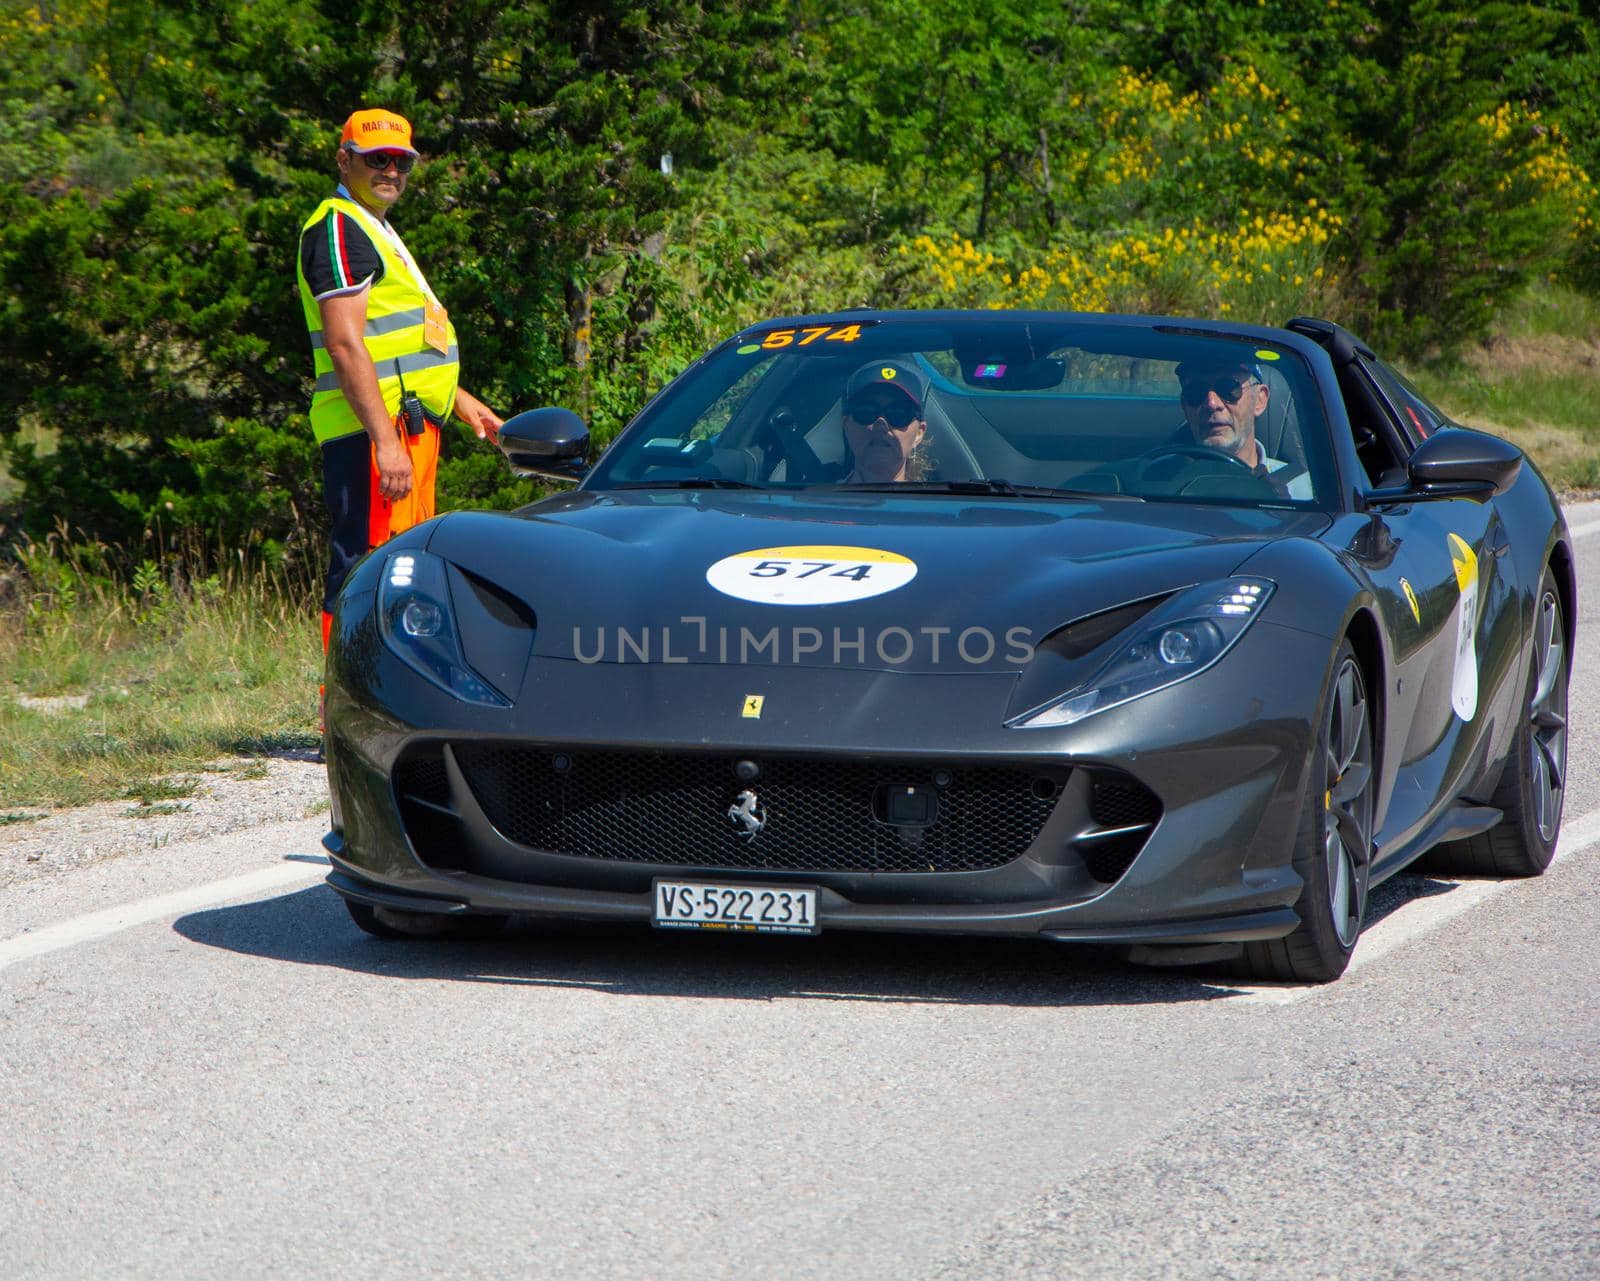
[454,387,504,444]
[373,431,414,501]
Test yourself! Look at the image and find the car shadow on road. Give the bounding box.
[172,880,1252,1007]
[174,864,1470,1008]
[1365,869,1458,927]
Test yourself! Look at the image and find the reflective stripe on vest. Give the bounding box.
[296,196,460,445]
[312,344,461,393]
[306,307,427,350]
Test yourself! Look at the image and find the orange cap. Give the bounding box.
[339,108,419,155]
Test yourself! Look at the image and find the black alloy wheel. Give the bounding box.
[1420,568,1568,877]
[1237,639,1376,983]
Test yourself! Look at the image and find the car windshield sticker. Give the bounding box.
[1254,349,1282,361]
[736,343,761,355]
[1448,533,1480,721]
[1400,577,1421,624]
[754,323,866,350]
[973,362,1007,378]
[707,545,917,605]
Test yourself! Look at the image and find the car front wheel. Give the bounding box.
[343,898,510,941]
[1237,639,1376,983]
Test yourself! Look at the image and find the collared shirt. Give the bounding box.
[1256,449,1314,500]
[298,185,441,304]
[299,185,386,300]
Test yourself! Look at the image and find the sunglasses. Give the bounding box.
[1180,376,1257,406]
[845,397,920,429]
[352,148,416,174]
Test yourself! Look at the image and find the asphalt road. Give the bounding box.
[4,504,1600,1281]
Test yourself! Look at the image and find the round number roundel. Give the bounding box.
[706,545,918,605]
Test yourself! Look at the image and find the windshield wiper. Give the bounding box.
[812,479,1022,494]
[810,479,1141,501]
[933,478,1024,496]
[613,477,762,490]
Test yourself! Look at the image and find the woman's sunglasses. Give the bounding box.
[845,397,920,429]
[353,149,417,174]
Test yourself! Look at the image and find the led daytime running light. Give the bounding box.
[1010,577,1275,729]
[377,551,511,708]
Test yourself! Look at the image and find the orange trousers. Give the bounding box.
[321,417,441,651]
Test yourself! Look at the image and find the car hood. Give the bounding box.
[424,491,1331,674]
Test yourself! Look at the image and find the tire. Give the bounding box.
[1236,639,1376,983]
[1417,569,1568,877]
[343,898,510,941]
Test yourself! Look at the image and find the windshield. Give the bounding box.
[585,316,1334,507]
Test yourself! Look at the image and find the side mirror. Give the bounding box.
[498,407,590,482]
[1367,427,1522,506]
[1408,428,1522,496]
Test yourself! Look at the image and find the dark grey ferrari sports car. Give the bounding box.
[322,311,1572,982]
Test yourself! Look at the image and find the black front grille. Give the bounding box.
[448,746,1063,874]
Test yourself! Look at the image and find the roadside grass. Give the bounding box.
[1405,284,1600,493]
[0,531,322,810]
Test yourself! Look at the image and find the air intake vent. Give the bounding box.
[1073,770,1162,883]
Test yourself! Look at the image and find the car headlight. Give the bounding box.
[1008,578,1274,728]
[378,551,512,707]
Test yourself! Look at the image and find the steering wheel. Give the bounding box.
[1129,440,1297,499]
[1133,442,1257,472]
[1069,441,1270,496]
[762,407,826,483]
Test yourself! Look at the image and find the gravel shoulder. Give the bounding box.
[0,753,328,891]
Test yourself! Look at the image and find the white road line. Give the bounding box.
[1565,518,1600,540]
[1230,806,1600,1003]
[0,861,327,975]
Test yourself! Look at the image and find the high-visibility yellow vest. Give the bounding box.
[296,195,460,445]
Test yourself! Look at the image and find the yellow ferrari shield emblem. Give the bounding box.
[1400,577,1421,623]
[742,695,764,718]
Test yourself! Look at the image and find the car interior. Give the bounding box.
[628,366,1311,499]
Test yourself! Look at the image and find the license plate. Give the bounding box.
[652,880,820,935]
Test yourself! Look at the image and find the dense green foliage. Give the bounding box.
[1,0,1596,562]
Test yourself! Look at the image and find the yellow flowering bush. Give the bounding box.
[896,57,1599,336]
[1476,103,1596,242]
[1059,64,1320,223]
[900,204,1343,321]
[894,61,1350,323]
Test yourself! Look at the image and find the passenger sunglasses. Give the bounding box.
[1180,376,1257,406]
[352,148,417,174]
[845,397,920,429]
